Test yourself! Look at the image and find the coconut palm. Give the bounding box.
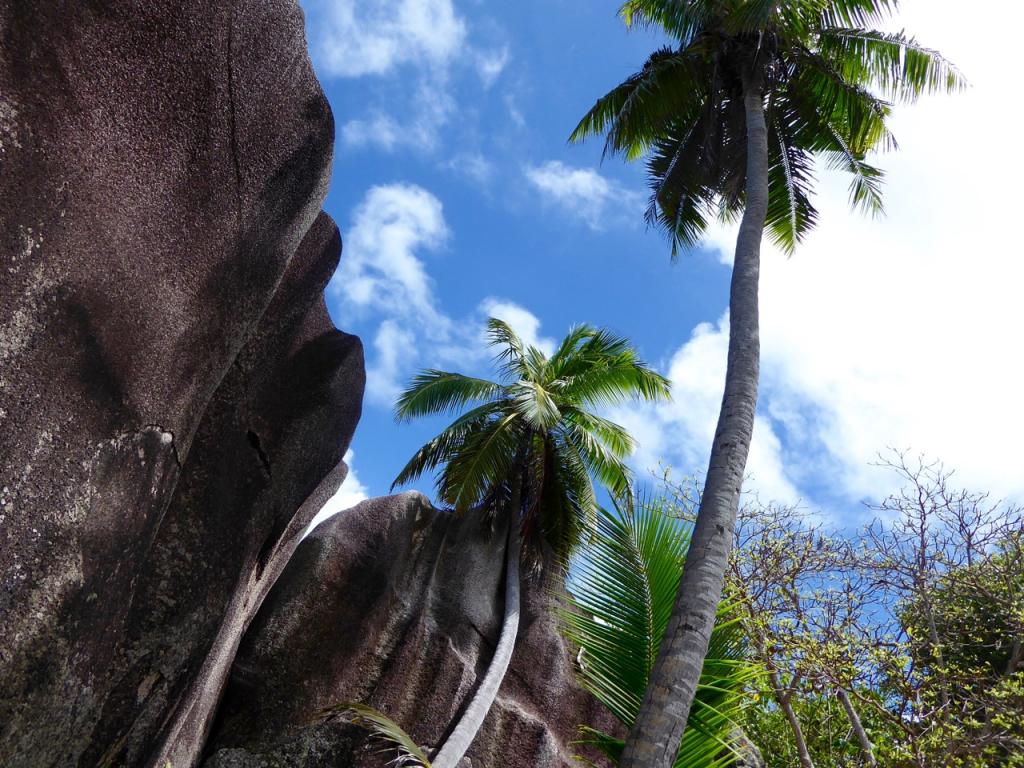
[390,318,671,768]
[571,3,962,765]
[561,496,760,768]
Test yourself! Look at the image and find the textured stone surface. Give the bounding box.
[205,493,616,768]
[0,2,364,766]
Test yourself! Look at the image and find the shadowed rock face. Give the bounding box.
[205,493,617,768]
[0,2,364,766]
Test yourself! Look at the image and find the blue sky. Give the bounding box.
[304,0,1024,530]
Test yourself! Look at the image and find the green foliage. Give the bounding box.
[320,702,432,768]
[572,0,964,255]
[560,497,761,767]
[393,318,670,560]
[742,687,899,768]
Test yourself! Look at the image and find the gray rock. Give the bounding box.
[0,1,364,766]
[204,493,617,768]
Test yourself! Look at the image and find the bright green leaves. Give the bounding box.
[392,319,670,560]
[395,371,503,422]
[560,499,761,768]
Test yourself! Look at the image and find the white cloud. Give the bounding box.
[331,183,450,330]
[475,46,510,88]
[366,320,417,408]
[306,0,509,154]
[524,161,643,230]
[306,450,369,534]
[307,0,466,78]
[333,184,556,407]
[340,82,456,153]
[613,316,803,509]
[446,151,495,185]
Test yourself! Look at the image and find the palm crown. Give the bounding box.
[571,0,964,254]
[392,318,671,560]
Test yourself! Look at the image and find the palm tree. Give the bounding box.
[571,2,962,766]
[560,497,760,768]
[391,318,671,768]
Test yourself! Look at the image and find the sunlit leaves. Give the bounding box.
[392,320,670,559]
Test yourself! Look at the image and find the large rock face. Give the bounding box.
[0,2,364,766]
[204,493,616,768]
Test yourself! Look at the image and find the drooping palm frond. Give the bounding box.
[571,47,707,161]
[575,0,962,260]
[816,27,966,100]
[320,702,432,768]
[486,317,528,380]
[618,0,721,43]
[391,402,503,490]
[394,370,504,423]
[560,498,761,768]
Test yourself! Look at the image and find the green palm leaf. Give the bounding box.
[393,317,669,562]
[560,498,761,768]
[395,370,503,423]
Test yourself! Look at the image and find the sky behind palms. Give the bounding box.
[304,0,1024,530]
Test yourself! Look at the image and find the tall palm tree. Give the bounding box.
[392,318,671,768]
[571,2,962,766]
[561,497,760,768]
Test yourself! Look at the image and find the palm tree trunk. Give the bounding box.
[836,686,877,766]
[431,511,522,768]
[619,76,769,768]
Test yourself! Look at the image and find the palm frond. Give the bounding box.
[560,498,761,767]
[817,27,967,100]
[560,356,671,407]
[570,47,708,161]
[820,0,897,29]
[394,370,503,423]
[487,317,527,380]
[510,380,562,431]
[562,408,636,458]
[392,402,504,489]
[320,702,432,768]
[540,434,598,560]
[618,0,720,43]
[766,112,818,253]
[438,412,523,513]
[564,422,633,499]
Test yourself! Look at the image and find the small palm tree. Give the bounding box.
[561,497,759,768]
[571,3,963,765]
[390,318,671,768]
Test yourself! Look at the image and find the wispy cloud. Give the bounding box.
[445,151,496,186]
[524,161,643,230]
[305,0,508,154]
[475,45,510,88]
[333,183,450,330]
[330,183,554,407]
[306,0,467,78]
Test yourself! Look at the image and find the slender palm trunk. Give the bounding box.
[431,513,522,768]
[619,78,769,768]
[836,686,877,767]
